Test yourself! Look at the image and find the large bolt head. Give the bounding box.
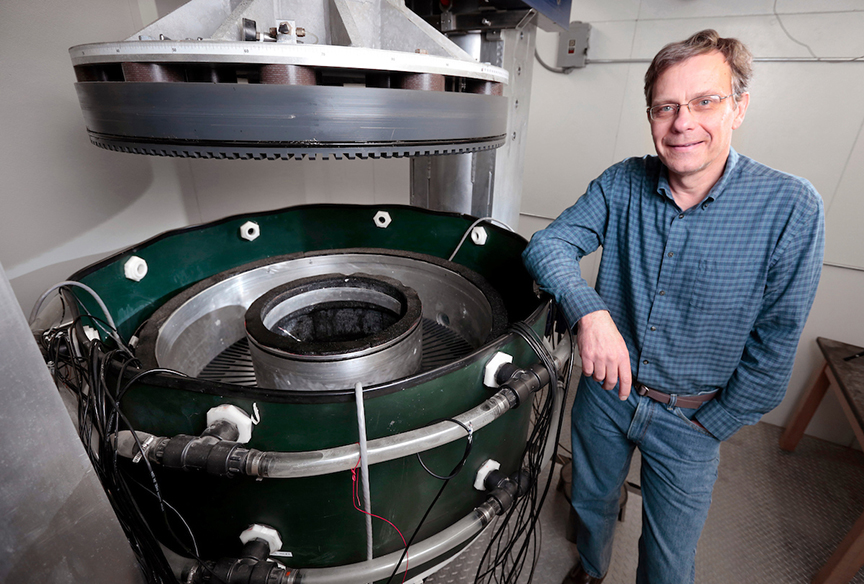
[239,524,283,554]
[124,256,148,281]
[240,221,260,241]
[373,211,392,228]
[474,459,501,491]
[471,226,488,246]
[206,404,253,444]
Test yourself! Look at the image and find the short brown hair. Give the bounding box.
[644,29,753,106]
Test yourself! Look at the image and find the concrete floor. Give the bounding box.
[426,390,864,584]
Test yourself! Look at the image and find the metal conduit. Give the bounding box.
[253,392,511,478]
[258,336,569,478]
[288,502,495,583]
[117,335,571,479]
[584,57,864,64]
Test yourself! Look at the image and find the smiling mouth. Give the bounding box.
[668,141,702,149]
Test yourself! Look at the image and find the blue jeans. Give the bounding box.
[570,376,720,584]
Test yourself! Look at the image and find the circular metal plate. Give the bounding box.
[74,83,507,159]
[69,41,509,83]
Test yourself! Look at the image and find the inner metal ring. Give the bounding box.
[245,273,423,390]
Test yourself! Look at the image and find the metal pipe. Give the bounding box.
[254,337,571,478]
[823,261,864,273]
[584,57,864,65]
[254,390,510,478]
[115,335,572,479]
[521,212,864,275]
[289,502,497,584]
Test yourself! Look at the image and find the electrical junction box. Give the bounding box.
[557,21,591,69]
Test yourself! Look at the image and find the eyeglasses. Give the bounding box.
[647,94,735,122]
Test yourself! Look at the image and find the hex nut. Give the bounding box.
[82,325,100,342]
[483,351,513,388]
[471,226,488,246]
[206,404,253,444]
[373,211,392,229]
[124,256,148,281]
[474,459,501,491]
[240,221,260,241]
[239,524,283,555]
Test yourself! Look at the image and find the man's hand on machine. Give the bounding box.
[577,310,632,400]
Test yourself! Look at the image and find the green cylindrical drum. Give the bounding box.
[69,204,551,581]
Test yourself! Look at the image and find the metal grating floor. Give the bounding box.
[426,401,864,583]
[198,317,473,386]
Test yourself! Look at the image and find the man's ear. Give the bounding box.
[732,92,750,130]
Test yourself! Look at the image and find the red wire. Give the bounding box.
[351,456,409,583]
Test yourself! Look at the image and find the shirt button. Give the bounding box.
[658,290,666,296]
[650,326,657,331]
[643,360,650,365]
[678,213,685,219]
[667,252,674,257]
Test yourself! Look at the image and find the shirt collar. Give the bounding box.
[656,147,740,206]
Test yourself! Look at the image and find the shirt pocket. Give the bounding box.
[688,258,763,314]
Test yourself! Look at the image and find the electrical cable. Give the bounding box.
[385,418,473,584]
[354,381,375,562]
[771,1,864,62]
[473,305,575,584]
[129,477,201,558]
[448,217,514,262]
[538,8,864,69]
[83,342,180,582]
[351,458,410,584]
[42,317,208,583]
[29,281,130,353]
[106,364,211,562]
[773,0,817,59]
[415,418,473,480]
[299,30,319,44]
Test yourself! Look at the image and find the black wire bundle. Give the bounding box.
[474,309,575,584]
[38,288,193,583]
[384,418,474,584]
[39,285,574,584]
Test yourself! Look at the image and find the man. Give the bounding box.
[522,30,824,584]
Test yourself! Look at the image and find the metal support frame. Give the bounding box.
[0,263,145,584]
[410,11,538,228]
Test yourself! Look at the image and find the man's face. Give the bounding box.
[649,51,749,185]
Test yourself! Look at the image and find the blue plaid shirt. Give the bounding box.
[523,149,824,441]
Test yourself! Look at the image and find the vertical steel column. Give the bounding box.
[410,17,537,229]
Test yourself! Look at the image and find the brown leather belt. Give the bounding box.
[635,383,718,409]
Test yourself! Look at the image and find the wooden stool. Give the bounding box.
[780,337,864,584]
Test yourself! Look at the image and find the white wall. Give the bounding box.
[521,0,864,446]
[0,0,409,314]
[2,0,862,446]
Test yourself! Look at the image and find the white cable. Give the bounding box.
[354,381,374,563]
[448,217,514,262]
[28,280,130,353]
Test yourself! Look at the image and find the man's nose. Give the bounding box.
[671,104,697,131]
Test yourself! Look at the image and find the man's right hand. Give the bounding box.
[577,310,632,400]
